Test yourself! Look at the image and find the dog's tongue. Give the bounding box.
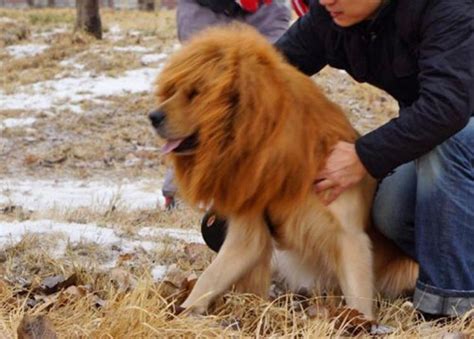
[161,139,184,154]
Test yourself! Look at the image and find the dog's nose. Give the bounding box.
[148,109,166,129]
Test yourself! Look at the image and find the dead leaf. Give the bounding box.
[38,274,78,295]
[24,154,40,166]
[62,285,87,298]
[180,273,198,294]
[17,315,57,339]
[329,306,375,335]
[117,253,135,264]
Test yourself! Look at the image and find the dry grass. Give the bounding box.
[0,9,176,180]
[1,8,175,90]
[1,205,472,337]
[0,8,472,338]
[1,250,472,338]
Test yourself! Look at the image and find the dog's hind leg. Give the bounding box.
[369,229,418,298]
[181,215,272,314]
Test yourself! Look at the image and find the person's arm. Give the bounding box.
[356,0,473,179]
[274,5,328,75]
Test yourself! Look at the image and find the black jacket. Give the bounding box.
[275,0,473,179]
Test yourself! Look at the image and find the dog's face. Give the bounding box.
[149,41,235,156]
[149,86,200,155]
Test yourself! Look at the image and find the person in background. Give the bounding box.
[162,0,292,209]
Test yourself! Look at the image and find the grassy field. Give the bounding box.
[0,8,472,338]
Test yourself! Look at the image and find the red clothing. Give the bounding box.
[291,0,309,17]
[236,0,272,13]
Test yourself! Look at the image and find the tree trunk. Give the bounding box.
[75,0,102,39]
[138,0,155,11]
[47,0,55,7]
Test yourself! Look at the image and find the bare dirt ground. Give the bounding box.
[0,8,472,338]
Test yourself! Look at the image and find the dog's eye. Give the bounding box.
[188,89,199,101]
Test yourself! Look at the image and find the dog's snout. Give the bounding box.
[149,109,166,129]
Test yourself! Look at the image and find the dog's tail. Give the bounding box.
[370,229,419,298]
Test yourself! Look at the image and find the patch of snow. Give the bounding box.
[141,53,168,65]
[59,57,86,70]
[6,44,50,58]
[0,179,165,212]
[0,220,203,273]
[0,117,36,129]
[113,46,152,53]
[0,67,162,111]
[105,25,123,41]
[108,25,122,35]
[151,265,169,280]
[0,220,117,245]
[67,104,84,114]
[32,27,68,39]
[0,219,158,254]
[138,227,204,244]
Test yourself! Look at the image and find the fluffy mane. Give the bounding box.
[155,25,357,217]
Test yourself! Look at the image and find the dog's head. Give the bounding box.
[150,24,289,157]
[149,25,341,215]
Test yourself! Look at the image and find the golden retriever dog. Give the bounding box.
[150,25,418,319]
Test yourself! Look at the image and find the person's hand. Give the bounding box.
[314,141,368,205]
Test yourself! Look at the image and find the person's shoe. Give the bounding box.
[201,211,228,252]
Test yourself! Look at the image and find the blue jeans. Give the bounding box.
[373,117,474,316]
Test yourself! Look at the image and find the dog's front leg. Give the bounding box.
[181,215,272,314]
[335,231,375,319]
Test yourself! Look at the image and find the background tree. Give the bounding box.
[75,0,102,39]
[138,0,155,11]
